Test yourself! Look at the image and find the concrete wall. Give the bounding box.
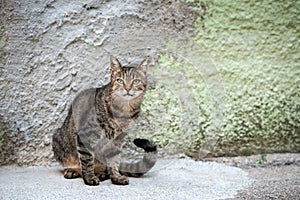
[1,0,299,165]
[0,0,197,165]
[138,0,300,158]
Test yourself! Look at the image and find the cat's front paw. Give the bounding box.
[96,172,110,182]
[110,175,129,185]
[83,175,100,186]
[64,168,81,179]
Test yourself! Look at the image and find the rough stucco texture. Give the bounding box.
[0,0,197,165]
[1,0,299,166]
[195,0,300,156]
[135,0,300,158]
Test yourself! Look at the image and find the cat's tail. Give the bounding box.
[119,138,157,177]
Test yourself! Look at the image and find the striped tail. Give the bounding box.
[119,138,157,177]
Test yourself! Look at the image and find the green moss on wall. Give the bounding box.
[193,0,300,156]
[138,0,300,157]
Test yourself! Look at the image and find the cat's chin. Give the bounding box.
[113,92,141,101]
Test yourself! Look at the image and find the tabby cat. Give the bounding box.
[52,56,157,186]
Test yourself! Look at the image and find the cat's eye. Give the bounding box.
[116,78,124,84]
[133,79,141,85]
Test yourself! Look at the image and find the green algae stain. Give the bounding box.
[137,0,300,157]
[193,0,300,156]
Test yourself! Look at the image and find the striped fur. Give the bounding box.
[52,56,157,186]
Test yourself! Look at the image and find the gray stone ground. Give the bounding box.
[0,157,250,200]
[231,166,300,200]
[212,153,300,200]
[1,154,299,200]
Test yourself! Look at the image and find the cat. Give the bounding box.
[52,55,157,186]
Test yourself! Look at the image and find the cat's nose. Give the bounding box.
[124,85,132,92]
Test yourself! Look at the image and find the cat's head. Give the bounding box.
[110,55,148,101]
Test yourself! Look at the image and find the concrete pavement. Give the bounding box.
[0,158,251,200]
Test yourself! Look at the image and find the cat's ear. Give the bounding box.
[138,56,149,75]
[110,55,123,77]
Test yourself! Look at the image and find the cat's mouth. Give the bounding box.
[123,91,134,97]
[123,93,133,97]
[122,93,135,100]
